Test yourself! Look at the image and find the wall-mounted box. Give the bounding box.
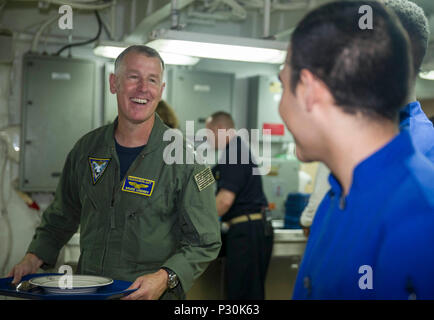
[19,54,95,191]
[166,68,234,136]
[0,30,13,63]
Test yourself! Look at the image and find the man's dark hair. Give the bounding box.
[290,0,412,121]
[114,45,165,75]
[209,111,235,128]
[383,0,429,75]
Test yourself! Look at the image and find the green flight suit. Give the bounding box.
[27,114,221,299]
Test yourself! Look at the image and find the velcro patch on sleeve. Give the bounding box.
[194,167,215,192]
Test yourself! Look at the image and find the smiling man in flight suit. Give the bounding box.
[7,45,221,300]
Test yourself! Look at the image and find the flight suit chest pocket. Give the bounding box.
[79,193,100,248]
[124,184,177,221]
[79,180,111,249]
[120,186,178,265]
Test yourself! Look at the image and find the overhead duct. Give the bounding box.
[124,0,195,43]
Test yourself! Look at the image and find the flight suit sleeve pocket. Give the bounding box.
[179,210,201,246]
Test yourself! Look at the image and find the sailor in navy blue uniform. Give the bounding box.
[206,112,273,300]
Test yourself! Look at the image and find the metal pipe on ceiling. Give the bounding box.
[263,0,270,38]
[171,0,180,29]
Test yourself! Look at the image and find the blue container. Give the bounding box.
[284,193,310,229]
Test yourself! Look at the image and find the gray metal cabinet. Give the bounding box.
[166,68,233,135]
[19,54,95,191]
[248,75,292,142]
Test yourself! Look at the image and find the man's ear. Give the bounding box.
[299,69,332,113]
[298,69,317,112]
[109,73,117,94]
[160,81,166,96]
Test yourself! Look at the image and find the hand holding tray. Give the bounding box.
[0,273,137,300]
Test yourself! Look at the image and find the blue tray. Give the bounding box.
[0,273,137,300]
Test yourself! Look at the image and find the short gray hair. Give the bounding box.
[114,45,165,75]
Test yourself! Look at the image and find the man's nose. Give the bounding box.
[136,79,148,92]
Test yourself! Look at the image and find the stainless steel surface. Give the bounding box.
[272,226,307,258]
[273,228,307,242]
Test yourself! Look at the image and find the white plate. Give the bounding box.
[29,275,113,294]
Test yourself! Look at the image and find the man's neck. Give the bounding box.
[323,116,399,196]
[405,85,417,105]
[115,115,155,147]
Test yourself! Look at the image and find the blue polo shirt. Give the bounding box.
[292,130,434,299]
[399,101,434,161]
[211,136,268,222]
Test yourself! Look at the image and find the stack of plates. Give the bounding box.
[29,275,113,294]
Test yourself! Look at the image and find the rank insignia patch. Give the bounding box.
[122,176,155,197]
[194,167,215,191]
[88,157,111,185]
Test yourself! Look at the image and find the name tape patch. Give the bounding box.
[194,167,215,192]
[122,176,155,197]
[89,157,111,185]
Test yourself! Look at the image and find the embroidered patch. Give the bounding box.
[88,157,111,185]
[194,167,215,191]
[122,176,155,197]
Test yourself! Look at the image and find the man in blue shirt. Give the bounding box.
[278,1,434,299]
[382,0,434,161]
[299,0,433,241]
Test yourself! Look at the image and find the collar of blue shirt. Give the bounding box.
[327,130,414,202]
[399,100,422,129]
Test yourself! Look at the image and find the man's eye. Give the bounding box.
[128,75,138,79]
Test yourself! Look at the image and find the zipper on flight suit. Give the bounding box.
[110,165,117,229]
[101,148,119,274]
[107,151,147,232]
[101,147,148,274]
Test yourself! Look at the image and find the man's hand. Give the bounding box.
[7,253,44,284]
[121,269,169,300]
[302,227,310,238]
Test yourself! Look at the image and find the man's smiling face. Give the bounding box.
[110,52,165,125]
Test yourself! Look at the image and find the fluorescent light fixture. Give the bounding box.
[159,52,200,65]
[419,71,434,80]
[146,30,287,64]
[93,41,200,66]
[94,44,124,59]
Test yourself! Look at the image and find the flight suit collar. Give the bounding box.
[103,113,167,156]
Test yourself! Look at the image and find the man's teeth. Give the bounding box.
[131,98,148,104]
